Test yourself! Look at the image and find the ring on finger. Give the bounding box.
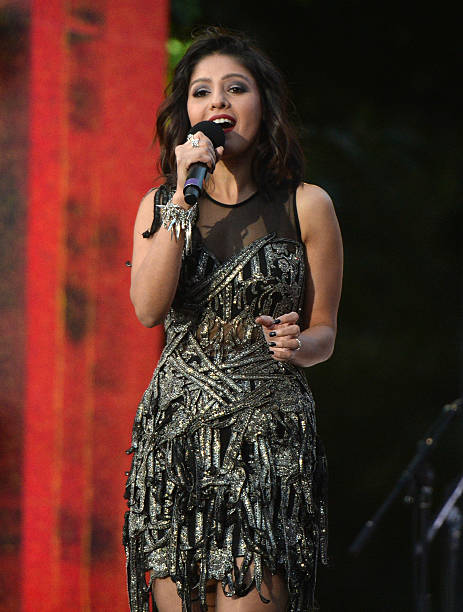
[187,133,200,148]
[295,337,302,351]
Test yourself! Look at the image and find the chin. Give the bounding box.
[223,138,255,160]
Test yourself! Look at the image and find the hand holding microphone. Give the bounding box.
[175,121,225,206]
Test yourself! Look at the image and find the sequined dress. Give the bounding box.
[123,187,328,612]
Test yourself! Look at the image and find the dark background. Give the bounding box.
[170,0,463,610]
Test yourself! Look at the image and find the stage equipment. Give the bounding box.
[349,397,462,612]
[427,473,463,611]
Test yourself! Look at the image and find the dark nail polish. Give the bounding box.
[273,318,281,324]
[268,342,276,347]
[269,331,277,337]
[268,350,274,355]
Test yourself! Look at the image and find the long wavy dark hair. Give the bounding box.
[155,27,304,192]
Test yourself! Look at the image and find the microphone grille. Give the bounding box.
[188,121,225,148]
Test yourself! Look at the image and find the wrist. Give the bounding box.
[172,188,189,209]
[159,195,198,254]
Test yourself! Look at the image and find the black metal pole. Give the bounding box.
[427,473,463,612]
[427,473,463,543]
[442,506,462,612]
[413,463,433,612]
[349,398,462,556]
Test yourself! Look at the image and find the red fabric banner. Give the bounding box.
[23,2,168,609]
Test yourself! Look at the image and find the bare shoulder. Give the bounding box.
[295,182,340,242]
[133,187,158,236]
[296,182,336,218]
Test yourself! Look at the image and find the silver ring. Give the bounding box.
[187,133,200,148]
[295,337,302,351]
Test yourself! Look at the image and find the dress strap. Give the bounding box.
[292,189,303,243]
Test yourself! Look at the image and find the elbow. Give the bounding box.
[321,328,337,361]
[305,344,334,368]
[133,304,165,328]
[137,313,159,328]
[322,329,337,362]
[130,291,166,328]
[310,324,337,365]
[320,343,335,363]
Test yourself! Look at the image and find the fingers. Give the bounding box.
[267,328,300,353]
[269,337,300,350]
[255,315,275,327]
[175,131,219,186]
[268,332,301,362]
[256,312,299,327]
[255,312,301,362]
[268,340,301,362]
[190,131,217,170]
[273,312,299,325]
[267,324,300,338]
[215,146,224,162]
[255,312,299,329]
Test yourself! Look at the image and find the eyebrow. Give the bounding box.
[189,73,251,88]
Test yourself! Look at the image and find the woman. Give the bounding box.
[124,28,343,612]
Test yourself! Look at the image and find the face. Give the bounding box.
[187,54,262,158]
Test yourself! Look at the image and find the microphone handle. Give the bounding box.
[183,163,208,206]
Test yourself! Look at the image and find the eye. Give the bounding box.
[192,87,209,97]
[228,83,247,94]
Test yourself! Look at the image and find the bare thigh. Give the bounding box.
[152,577,184,612]
[152,575,217,612]
[215,559,288,612]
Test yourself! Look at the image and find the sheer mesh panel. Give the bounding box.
[196,189,300,263]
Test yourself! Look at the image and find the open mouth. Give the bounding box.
[211,117,236,132]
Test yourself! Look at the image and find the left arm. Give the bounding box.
[255,183,343,367]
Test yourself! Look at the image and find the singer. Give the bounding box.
[124,27,343,612]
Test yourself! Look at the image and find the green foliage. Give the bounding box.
[166,37,191,81]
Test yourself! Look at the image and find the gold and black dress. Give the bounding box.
[123,187,328,612]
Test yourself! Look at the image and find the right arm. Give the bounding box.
[129,133,223,327]
[129,190,187,327]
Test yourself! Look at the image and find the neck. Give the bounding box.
[206,151,257,205]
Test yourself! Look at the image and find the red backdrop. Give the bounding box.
[22,2,168,610]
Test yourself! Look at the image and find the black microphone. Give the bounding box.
[183,121,225,206]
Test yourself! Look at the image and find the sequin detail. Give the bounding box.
[123,229,328,612]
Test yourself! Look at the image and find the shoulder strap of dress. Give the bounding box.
[292,188,303,242]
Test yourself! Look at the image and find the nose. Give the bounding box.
[209,89,228,109]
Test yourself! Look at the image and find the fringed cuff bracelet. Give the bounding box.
[158,196,198,255]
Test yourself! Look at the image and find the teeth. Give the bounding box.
[212,118,234,125]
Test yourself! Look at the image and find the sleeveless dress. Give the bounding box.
[123,187,328,612]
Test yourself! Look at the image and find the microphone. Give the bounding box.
[183,121,225,206]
